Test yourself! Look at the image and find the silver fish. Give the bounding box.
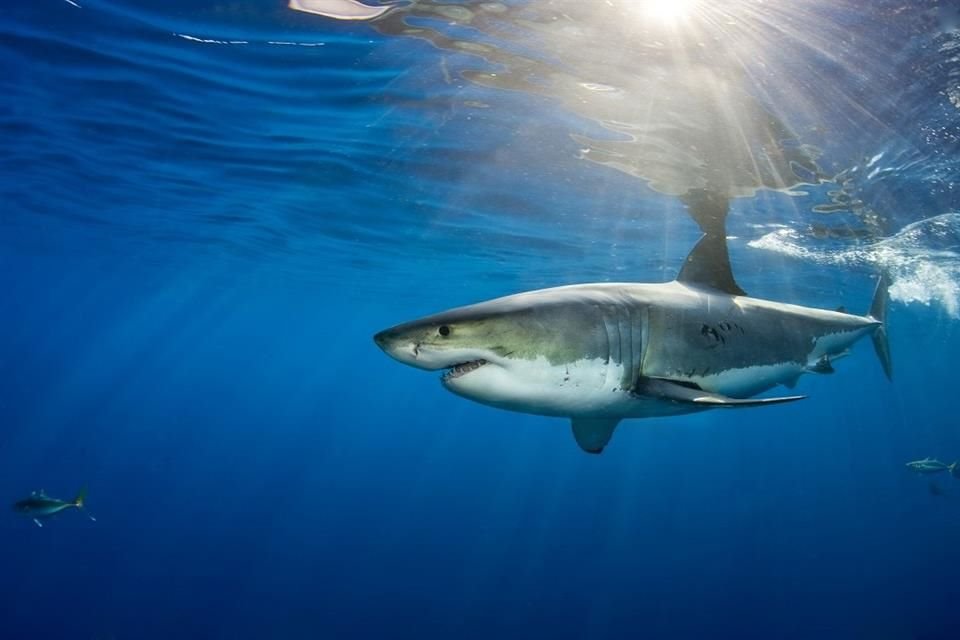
[13,487,95,527]
[906,459,957,475]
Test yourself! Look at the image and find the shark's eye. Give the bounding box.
[438,325,451,337]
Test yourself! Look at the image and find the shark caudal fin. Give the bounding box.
[74,486,97,521]
[867,273,892,380]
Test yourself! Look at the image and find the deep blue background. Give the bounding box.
[2,1,960,638]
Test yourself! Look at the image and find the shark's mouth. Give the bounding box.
[442,359,488,381]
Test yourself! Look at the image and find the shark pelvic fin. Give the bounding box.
[807,356,835,374]
[571,417,620,454]
[636,377,805,407]
[676,234,746,296]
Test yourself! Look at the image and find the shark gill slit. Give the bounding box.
[631,306,644,387]
[601,311,618,391]
[619,307,634,390]
[638,306,651,380]
[614,310,624,386]
[607,306,626,389]
[622,310,632,389]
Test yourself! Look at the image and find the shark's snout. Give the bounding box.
[373,329,390,350]
[373,328,406,357]
[373,327,423,367]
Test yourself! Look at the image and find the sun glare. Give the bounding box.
[642,0,698,23]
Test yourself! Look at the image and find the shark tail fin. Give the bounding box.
[867,273,892,380]
[951,462,959,479]
[73,486,87,509]
[74,486,96,521]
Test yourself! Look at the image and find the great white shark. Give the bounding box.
[374,233,891,454]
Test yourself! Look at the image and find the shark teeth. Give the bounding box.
[443,359,488,380]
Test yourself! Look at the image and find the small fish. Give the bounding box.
[12,487,96,528]
[905,458,957,475]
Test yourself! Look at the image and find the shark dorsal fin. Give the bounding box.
[676,233,746,296]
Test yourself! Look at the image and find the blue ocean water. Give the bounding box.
[2,0,960,638]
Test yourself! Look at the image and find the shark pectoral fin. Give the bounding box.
[571,418,620,454]
[638,377,805,407]
[33,519,42,528]
[689,393,806,406]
